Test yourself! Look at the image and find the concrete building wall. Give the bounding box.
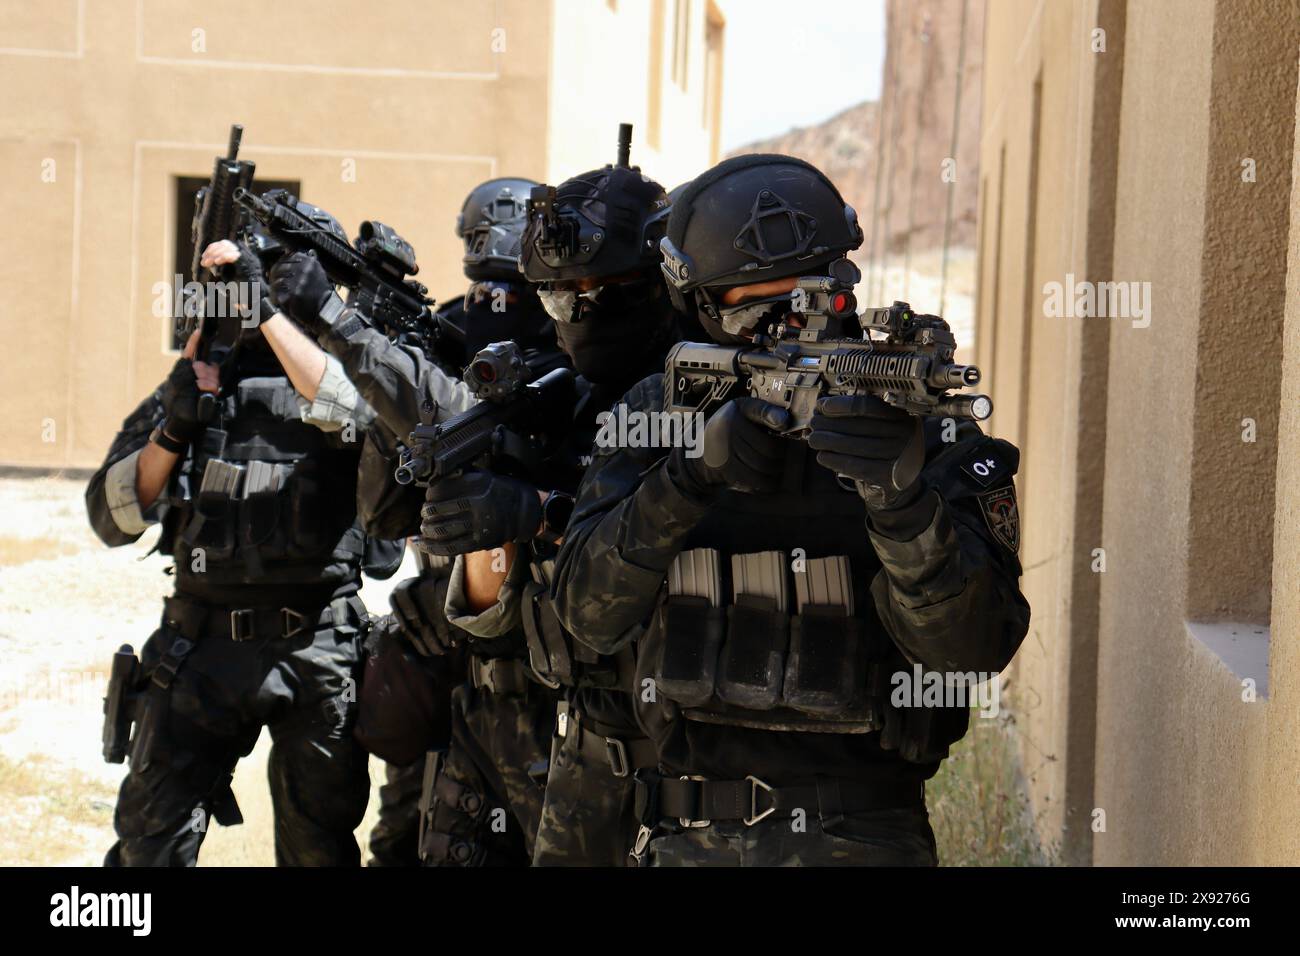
[979,0,1300,865]
[547,0,724,190]
[0,0,722,470]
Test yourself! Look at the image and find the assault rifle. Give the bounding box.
[181,124,257,421]
[665,272,991,436]
[234,186,437,349]
[394,341,576,487]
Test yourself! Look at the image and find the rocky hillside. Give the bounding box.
[730,0,983,258]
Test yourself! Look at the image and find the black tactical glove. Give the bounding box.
[221,241,275,327]
[670,396,791,498]
[808,394,926,509]
[418,470,543,556]
[268,251,334,335]
[388,572,456,656]
[158,358,207,443]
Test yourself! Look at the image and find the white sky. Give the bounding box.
[718,0,887,151]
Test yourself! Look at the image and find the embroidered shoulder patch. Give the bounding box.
[978,485,1020,553]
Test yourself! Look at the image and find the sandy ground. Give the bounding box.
[0,474,418,866]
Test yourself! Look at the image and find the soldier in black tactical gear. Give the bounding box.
[433,177,555,368]
[419,126,687,866]
[87,209,406,866]
[269,176,563,866]
[551,153,1032,866]
[350,177,552,866]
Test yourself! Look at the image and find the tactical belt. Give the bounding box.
[467,655,533,697]
[164,593,360,643]
[561,705,657,779]
[635,771,923,829]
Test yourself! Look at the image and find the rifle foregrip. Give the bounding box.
[428,418,498,478]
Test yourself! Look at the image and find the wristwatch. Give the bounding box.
[149,422,189,454]
[538,490,575,545]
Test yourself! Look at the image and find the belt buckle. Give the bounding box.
[744,775,775,826]
[230,608,255,642]
[604,737,629,778]
[679,775,710,828]
[282,607,309,640]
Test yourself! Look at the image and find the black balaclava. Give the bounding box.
[550,280,675,386]
[441,280,556,362]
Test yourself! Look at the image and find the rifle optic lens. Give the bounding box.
[471,360,498,383]
[830,291,856,318]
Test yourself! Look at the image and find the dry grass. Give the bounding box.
[0,753,118,865]
[929,708,1060,866]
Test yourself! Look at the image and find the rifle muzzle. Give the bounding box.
[934,363,981,388]
[394,457,428,486]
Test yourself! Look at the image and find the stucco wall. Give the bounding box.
[977,0,1114,864]
[978,0,1300,865]
[0,0,551,469]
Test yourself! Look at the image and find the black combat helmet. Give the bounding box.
[457,177,538,281]
[660,154,863,334]
[518,125,677,385]
[520,126,670,286]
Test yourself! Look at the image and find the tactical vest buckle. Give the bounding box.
[282,607,310,640]
[745,775,776,826]
[679,775,711,828]
[230,608,256,642]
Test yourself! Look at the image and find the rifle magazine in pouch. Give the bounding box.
[716,598,789,710]
[183,458,243,561]
[783,608,868,716]
[783,555,867,717]
[655,597,725,708]
[715,551,790,710]
[656,548,724,707]
[238,460,291,564]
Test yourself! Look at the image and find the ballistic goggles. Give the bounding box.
[708,259,862,336]
[536,276,661,324]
